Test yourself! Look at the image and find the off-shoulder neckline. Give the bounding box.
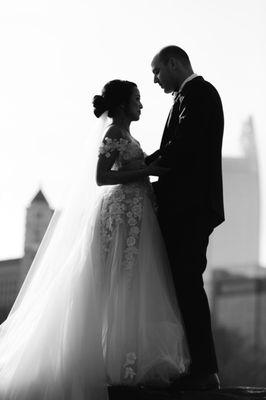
[107,124,134,141]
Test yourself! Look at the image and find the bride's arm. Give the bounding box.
[97,158,153,186]
[96,127,167,186]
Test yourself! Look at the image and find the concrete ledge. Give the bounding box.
[108,386,266,399]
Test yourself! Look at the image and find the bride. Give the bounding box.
[0,79,190,399]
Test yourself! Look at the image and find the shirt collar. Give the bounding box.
[173,73,198,101]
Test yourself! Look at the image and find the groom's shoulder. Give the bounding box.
[187,76,220,95]
[183,77,222,108]
[189,76,221,100]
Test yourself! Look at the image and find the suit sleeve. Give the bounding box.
[145,150,161,165]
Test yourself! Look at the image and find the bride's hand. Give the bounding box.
[146,158,170,177]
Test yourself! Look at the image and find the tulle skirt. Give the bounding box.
[0,181,190,399]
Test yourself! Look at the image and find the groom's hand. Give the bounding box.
[146,158,170,177]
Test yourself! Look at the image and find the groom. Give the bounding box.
[147,46,224,390]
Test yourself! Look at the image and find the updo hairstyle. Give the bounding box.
[93,79,137,118]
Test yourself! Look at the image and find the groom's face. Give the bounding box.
[151,55,175,93]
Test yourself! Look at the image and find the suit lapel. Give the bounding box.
[160,100,180,149]
[160,76,204,150]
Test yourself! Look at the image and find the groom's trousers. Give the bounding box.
[158,210,218,376]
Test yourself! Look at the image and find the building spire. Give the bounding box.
[241,116,256,156]
[31,189,49,205]
[240,116,259,172]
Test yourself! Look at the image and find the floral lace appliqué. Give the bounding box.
[99,137,129,158]
[101,188,126,253]
[101,185,143,286]
[122,189,143,283]
[99,136,145,168]
[99,136,148,285]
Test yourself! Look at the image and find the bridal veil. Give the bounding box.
[0,113,110,400]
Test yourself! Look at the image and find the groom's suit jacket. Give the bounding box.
[147,76,225,229]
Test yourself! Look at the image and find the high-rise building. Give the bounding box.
[206,116,261,282]
[206,117,266,352]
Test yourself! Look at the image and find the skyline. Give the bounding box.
[0,0,266,264]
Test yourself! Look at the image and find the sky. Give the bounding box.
[0,0,266,263]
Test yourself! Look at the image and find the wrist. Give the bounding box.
[145,165,152,175]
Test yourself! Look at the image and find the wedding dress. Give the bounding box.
[0,124,190,399]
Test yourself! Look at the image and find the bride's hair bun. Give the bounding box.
[92,95,107,118]
[92,80,137,119]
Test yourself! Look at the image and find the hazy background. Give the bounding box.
[0,0,266,263]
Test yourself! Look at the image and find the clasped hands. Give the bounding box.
[146,156,170,177]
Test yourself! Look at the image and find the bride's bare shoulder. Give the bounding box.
[104,125,124,141]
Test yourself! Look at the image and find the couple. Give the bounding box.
[0,45,224,399]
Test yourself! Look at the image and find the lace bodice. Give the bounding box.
[99,136,146,171]
[99,135,156,283]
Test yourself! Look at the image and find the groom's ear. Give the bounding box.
[168,57,180,71]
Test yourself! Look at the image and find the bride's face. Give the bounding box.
[126,87,143,121]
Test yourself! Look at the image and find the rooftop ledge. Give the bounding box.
[108,386,266,399]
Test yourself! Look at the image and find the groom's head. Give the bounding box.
[151,46,193,93]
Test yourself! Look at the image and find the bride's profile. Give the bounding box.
[0,79,190,399]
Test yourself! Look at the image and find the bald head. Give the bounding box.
[156,45,192,68]
[151,45,194,93]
